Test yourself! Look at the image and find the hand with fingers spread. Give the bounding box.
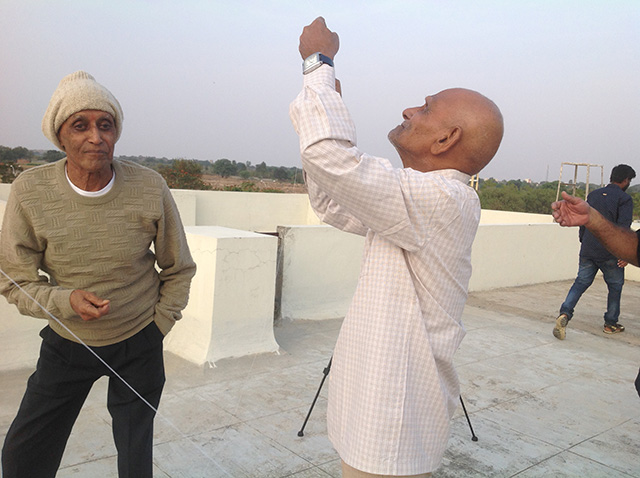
[551,191,592,227]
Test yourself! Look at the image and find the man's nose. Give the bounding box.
[87,126,103,143]
[402,107,418,120]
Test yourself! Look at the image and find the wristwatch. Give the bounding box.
[302,52,334,75]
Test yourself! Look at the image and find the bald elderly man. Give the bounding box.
[290,18,503,478]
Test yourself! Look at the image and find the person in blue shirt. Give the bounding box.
[552,188,640,397]
[553,164,636,340]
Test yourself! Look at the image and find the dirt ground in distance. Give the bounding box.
[202,175,307,194]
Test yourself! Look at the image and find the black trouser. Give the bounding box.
[2,322,165,478]
[635,368,640,398]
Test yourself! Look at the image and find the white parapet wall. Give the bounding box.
[3,186,640,370]
[163,226,280,365]
[0,183,10,201]
[273,222,591,322]
[480,209,555,224]
[276,225,365,321]
[171,189,322,231]
[469,223,580,291]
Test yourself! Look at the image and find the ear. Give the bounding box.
[430,126,461,155]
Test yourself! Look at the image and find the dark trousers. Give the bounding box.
[2,322,165,478]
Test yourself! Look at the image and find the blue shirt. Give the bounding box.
[580,183,633,261]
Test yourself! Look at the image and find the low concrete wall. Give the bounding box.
[0,183,10,201]
[172,189,321,232]
[2,183,639,370]
[273,222,586,320]
[164,226,280,365]
[480,209,554,224]
[469,223,579,291]
[276,225,364,321]
[171,191,197,227]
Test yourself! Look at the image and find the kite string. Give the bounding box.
[0,267,235,477]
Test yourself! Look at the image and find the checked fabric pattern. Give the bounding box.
[290,65,480,475]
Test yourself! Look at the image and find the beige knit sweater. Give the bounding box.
[0,158,196,346]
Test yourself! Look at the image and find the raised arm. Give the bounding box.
[299,16,339,61]
[304,170,368,236]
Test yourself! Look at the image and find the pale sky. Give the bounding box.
[1,0,638,182]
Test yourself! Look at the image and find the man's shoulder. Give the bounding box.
[17,159,60,177]
[412,168,476,195]
[587,184,633,224]
[12,159,62,190]
[409,168,471,184]
[587,185,609,197]
[588,184,630,202]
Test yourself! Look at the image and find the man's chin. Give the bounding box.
[387,127,401,146]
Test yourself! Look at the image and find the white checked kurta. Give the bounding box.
[289,65,481,475]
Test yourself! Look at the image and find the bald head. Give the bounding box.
[388,87,504,175]
[438,88,504,174]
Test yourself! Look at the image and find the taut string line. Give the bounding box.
[0,267,234,477]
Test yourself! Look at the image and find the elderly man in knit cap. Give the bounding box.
[0,71,196,478]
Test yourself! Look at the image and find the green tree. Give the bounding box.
[255,161,268,178]
[43,150,66,162]
[521,187,557,214]
[0,146,11,162]
[158,159,210,190]
[212,158,237,177]
[478,183,525,211]
[482,178,499,189]
[0,146,32,162]
[273,167,289,181]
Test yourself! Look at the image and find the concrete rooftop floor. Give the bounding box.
[1,279,639,477]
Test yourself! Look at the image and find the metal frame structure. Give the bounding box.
[555,162,604,202]
[469,174,479,191]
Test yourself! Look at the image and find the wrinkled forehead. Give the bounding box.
[64,109,115,123]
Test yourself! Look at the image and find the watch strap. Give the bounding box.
[302,52,334,75]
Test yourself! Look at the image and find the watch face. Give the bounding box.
[304,53,320,70]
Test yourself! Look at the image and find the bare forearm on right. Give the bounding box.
[586,208,639,266]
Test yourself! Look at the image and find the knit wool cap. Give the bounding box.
[42,71,124,150]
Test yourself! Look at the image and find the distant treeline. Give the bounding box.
[2,144,640,216]
[477,178,640,218]
[0,145,302,183]
[118,155,302,183]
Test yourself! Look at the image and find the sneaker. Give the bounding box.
[553,314,569,340]
[603,323,625,334]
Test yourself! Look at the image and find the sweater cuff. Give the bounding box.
[54,288,76,319]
